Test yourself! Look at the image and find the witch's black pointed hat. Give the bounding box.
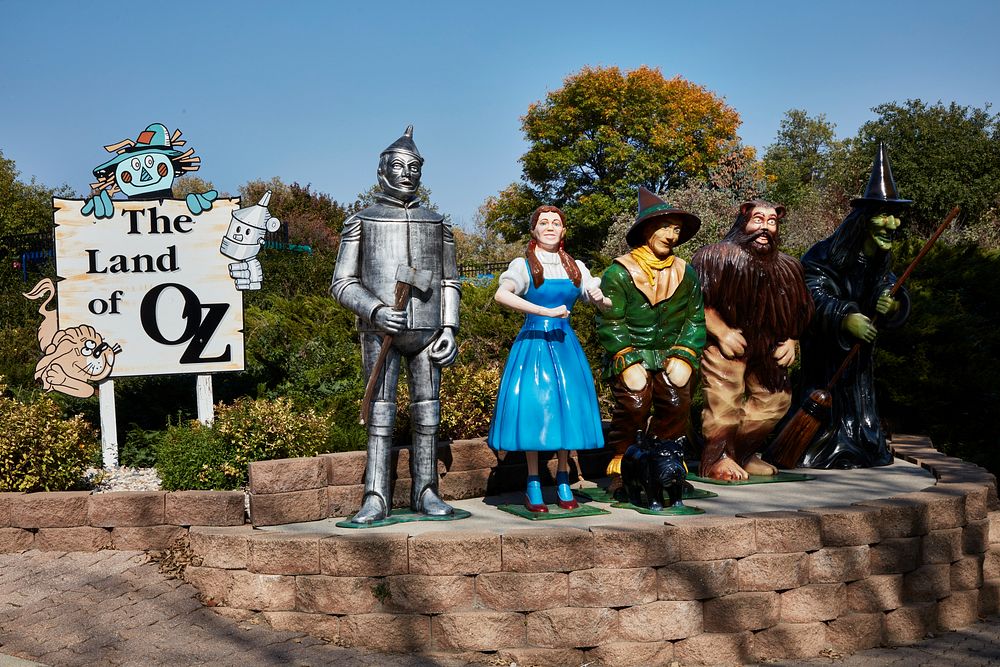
[381,125,423,163]
[851,142,912,208]
[623,186,701,248]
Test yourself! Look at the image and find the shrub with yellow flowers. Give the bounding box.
[0,378,98,492]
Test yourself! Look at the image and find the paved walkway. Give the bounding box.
[0,551,464,667]
[2,549,999,666]
[776,620,1000,666]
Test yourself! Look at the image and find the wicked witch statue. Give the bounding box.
[793,143,911,469]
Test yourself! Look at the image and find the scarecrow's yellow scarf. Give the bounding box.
[629,246,675,288]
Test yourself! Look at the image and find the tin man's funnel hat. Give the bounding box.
[233,191,281,233]
[381,125,423,163]
[851,142,912,209]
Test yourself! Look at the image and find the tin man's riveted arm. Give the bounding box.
[440,223,461,331]
[331,216,384,325]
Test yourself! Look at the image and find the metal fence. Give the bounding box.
[264,222,289,248]
[0,231,53,256]
[458,260,511,279]
[0,231,55,280]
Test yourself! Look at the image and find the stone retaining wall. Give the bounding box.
[180,436,1000,665]
[3,437,1000,665]
[0,490,245,552]
[248,438,610,526]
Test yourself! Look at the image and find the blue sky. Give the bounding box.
[1,0,997,230]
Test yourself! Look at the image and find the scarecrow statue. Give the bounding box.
[691,200,813,480]
[792,143,911,468]
[597,187,706,491]
[330,126,461,524]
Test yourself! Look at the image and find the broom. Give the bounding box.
[768,205,961,469]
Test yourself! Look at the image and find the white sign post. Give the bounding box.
[53,198,245,465]
[98,379,118,468]
[196,374,215,426]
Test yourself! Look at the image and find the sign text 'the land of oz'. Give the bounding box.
[53,197,245,377]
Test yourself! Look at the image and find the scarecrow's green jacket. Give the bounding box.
[596,260,706,380]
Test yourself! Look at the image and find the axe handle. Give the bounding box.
[359,283,412,425]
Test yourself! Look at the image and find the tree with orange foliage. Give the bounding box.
[480,66,742,252]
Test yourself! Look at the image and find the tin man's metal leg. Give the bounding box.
[351,333,400,525]
[409,399,453,516]
[351,400,396,524]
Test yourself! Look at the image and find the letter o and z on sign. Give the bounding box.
[139,283,232,364]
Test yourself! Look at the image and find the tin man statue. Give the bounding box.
[331,126,461,524]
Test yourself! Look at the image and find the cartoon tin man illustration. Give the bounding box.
[220,191,281,290]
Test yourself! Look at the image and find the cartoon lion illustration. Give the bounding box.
[23,279,121,398]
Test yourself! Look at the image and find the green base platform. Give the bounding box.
[575,485,718,504]
[686,471,815,485]
[610,501,704,516]
[496,503,612,521]
[335,507,472,529]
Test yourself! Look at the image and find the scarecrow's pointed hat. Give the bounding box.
[92,123,185,179]
[851,142,912,208]
[624,186,701,248]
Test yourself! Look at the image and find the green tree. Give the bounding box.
[0,149,74,240]
[240,177,349,252]
[171,175,218,199]
[763,109,845,208]
[839,100,1000,239]
[481,66,742,252]
[352,183,445,219]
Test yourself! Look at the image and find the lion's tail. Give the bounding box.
[23,277,54,305]
[23,278,57,350]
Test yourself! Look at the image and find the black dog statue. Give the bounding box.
[621,432,689,511]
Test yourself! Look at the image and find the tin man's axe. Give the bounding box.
[359,265,434,424]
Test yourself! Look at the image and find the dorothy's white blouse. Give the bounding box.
[498,249,602,303]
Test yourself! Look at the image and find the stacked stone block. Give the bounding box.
[0,490,244,552]
[187,436,1000,665]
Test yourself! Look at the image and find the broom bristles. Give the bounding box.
[767,389,832,469]
[769,411,822,468]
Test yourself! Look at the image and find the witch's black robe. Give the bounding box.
[796,239,909,469]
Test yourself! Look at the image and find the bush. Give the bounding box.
[155,396,340,490]
[120,425,163,468]
[453,278,524,366]
[0,263,57,390]
[877,240,1000,474]
[229,293,365,414]
[0,379,98,491]
[214,396,333,471]
[154,420,233,491]
[396,362,503,441]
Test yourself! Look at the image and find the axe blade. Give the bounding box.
[395,265,433,292]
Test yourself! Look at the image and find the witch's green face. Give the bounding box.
[866,213,901,252]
